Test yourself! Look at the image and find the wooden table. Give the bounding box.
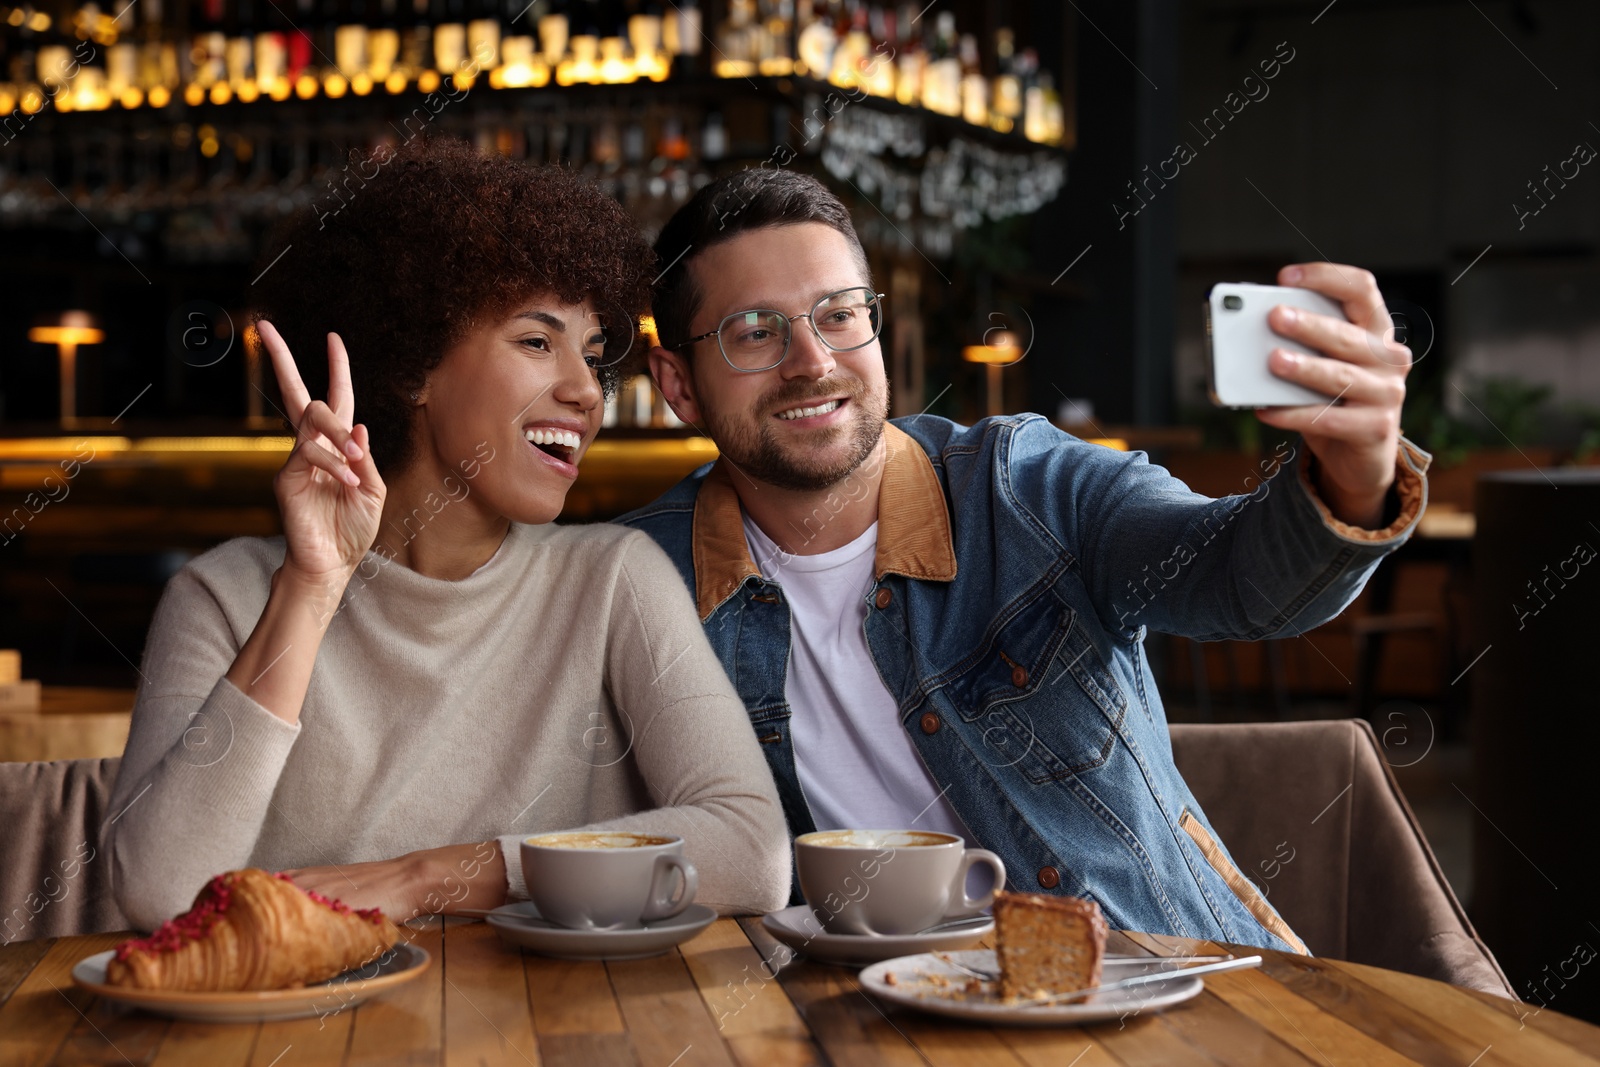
[0,687,134,763]
[3,920,1596,1066]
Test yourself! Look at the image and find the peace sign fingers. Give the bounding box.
[257,319,313,426]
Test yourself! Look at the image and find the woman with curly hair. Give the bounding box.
[105,138,790,928]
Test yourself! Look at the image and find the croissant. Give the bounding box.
[106,868,401,992]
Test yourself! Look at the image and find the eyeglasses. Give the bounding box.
[673,287,886,372]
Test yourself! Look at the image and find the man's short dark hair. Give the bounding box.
[651,170,871,353]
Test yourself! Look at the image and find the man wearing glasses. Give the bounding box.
[617,170,1428,954]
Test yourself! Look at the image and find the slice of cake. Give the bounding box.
[993,891,1108,1002]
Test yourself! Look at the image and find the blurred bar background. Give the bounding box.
[4,0,1600,1018]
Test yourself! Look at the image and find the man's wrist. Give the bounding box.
[1312,459,1394,530]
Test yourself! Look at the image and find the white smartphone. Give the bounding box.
[1205,282,1342,408]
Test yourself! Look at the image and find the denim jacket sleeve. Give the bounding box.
[1003,418,1431,641]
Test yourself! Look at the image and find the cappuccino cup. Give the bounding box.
[794,829,1006,937]
[521,831,698,930]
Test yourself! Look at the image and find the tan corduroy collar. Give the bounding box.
[689,422,958,620]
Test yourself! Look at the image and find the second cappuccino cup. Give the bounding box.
[795,829,1006,937]
[521,831,699,931]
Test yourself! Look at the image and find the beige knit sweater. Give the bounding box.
[105,521,790,930]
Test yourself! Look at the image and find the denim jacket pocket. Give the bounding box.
[1178,808,1309,954]
[942,601,1126,782]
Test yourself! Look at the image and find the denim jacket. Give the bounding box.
[617,415,1432,953]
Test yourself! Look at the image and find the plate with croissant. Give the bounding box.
[72,868,430,1023]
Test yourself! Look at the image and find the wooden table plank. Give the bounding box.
[1203,967,1419,1066]
[722,1030,827,1067]
[607,950,739,1067]
[502,924,636,1067]
[678,919,811,1041]
[526,955,627,1036]
[145,1021,263,1067]
[536,1032,639,1067]
[1330,960,1600,1066]
[739,917,925,1067]
[0,936,54,1004]
[1260,954,1534,1067]
[0,932,123,1067]
[993,1031,1128,1067]
[248,1011,356,1067]
[1151,990,1321,1065]
[442,919,542,1067]
[345,919,445,1067]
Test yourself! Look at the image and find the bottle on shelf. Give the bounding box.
[288,0,319,98]
[496,0,543,86]
[989,27,1020,133]
[625,0,664,81]
[396,0,431,91]
[432,0,468,81]
[537,0,568,68]
[226,0,259,101]
[700,107,725,160]
[191,0,230,102]
[9,4,46,114]
[365,0,401,90]
[557,0,598,83]
[794,0,832,81]
[69,0,115,109]
[859,2,892,98]
[921,10,959,116]
[891,1,920,107]
[255,10,289,100]
[824,0,859,88]
[757,0,792,77]
[660,0,700,78]
[713,0,755,79]
[317,0,348,96]
[465,0,499,74]
[957,31,985,126]
[107,0,140,106]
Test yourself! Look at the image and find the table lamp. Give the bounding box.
[962,329,1022,417]
[28,311,104,425]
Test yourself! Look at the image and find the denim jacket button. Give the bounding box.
[1011,666,1028,687]
[875,588,893,609]
[919,712,941,735]
[1037,866,1061,889]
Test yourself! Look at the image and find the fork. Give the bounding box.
[933,952,1236,983]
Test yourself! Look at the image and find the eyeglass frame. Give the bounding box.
[669,288,888,373]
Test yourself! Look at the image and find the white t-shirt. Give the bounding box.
[742,513,970,840]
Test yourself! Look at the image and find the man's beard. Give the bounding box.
[706,375,890,492]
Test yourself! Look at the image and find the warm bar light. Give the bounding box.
[962,331,1021,417]
[29,312,104,424]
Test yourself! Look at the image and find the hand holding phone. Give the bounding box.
[1205,283,1343,408]
[1202,264,1414,531]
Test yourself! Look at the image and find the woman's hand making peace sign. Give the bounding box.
[256,321,386,584]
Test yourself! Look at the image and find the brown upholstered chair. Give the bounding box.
[0,757,128,943]
[1170,719,1514,998]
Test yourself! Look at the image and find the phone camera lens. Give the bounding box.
[1222,295,1244,311]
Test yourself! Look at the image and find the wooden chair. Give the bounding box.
[1170,719,1514,998]
[0,757,128,943]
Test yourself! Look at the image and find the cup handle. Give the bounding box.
[946,849,1007,917]
[640,854,698,922]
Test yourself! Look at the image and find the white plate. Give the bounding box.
[71,942,430,1023]
[485,901,717,960]
[859,950,1205,1026]
[760,905,993,968]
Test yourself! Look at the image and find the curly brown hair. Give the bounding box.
[250,136,654,473]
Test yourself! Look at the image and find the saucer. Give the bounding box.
[485,902,717,960]
[760,905,993,967]
[71,943,430,1023]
